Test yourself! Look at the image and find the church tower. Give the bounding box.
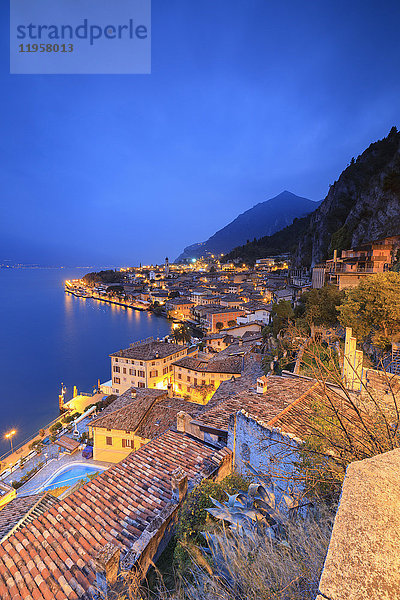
[165,257,169,276]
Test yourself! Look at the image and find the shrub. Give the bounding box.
[174,473,251,573]
[49,421,63,434]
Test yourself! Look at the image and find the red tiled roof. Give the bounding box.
[0,430,230,600]
[195,376,317,433]
[173,356,242,374]
[0,493,58,543]
[110,341,187,361]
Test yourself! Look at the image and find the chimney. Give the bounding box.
[167,383,173,398]
[171,467,188,503]
[155,351,160,359]
[131,389,137,399]
[256,376,268,394]
[176,410,192,433]
[238,339,243,347]
[94,543,120,599]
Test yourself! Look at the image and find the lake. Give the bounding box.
[0,268,172,455]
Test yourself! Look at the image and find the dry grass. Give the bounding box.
[123,506,333,600]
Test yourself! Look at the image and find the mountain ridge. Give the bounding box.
[223,127,400,266]
[176,191,318,261]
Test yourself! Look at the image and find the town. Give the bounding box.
[1,234,400,599]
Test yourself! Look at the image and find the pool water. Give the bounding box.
[43,464,104,491]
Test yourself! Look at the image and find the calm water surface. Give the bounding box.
[0,268,171,455]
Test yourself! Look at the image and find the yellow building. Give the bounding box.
[110,339,198,395]
[0,482,16,510]
[172,355,242,404]
[89,387,201,463]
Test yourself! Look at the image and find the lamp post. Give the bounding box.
[5,430,16,454]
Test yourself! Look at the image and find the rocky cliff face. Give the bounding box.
[294,127,400,266]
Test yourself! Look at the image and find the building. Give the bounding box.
[202,332,235,352]
[0,492,57,543]
[165,298,195,320]
[313,236,400,290]
[237,302,271,325]
[89,387,202,463]
[172,354,243,403]
[0,430,231,600]
[201,306,246,333]
[110,338,198,394]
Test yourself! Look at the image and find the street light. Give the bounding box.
[5,430,16,453]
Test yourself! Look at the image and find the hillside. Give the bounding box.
[176,191,318,261]
[224,127,400,266]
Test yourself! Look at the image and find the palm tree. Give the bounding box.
[174,324,192,344]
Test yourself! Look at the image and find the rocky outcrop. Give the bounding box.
[223,128,400,267]
[293,127,400,266]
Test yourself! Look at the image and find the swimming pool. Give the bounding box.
[41,464,105,491]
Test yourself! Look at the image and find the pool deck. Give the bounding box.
[16,451,112,496]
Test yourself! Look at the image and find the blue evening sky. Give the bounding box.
[1,0,400,266]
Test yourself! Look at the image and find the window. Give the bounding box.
[113,377,120,384]
[113,366,120,373]
[138,382,145,388]
[106,436,112,446]
[177,373,182,380]
[150,370,158,378]
[187,376,191,382]
[123,368,127,374]
[138,370,145,378]
[129,368,136,376]
[202,380,206,386]
[163,366,169,375]
[122,439,133,448]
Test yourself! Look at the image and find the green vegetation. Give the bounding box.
[83,269,125,285]
[223,127,400,266]
[338,271,400,348]
[223,214,311,265]
[295,285,344,327]
[49,421,63,434]
[172,324,192,344]
[12,461,45,489]
[174,473,251,574]
[87,394,117,413]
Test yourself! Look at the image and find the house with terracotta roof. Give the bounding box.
[89,387,203,463]
[186,374,318,450]
[0,429,231,600]
[172,354,243,404]
[0,492,58,543]
[110,338,198,394]
[165,297,195,320]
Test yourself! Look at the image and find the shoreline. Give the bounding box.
[65,288,148,311]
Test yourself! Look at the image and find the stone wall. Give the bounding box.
[317,448,400,600]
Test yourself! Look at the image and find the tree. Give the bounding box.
[173,324,192,344]
[215,321,224,331]
[338,272,400,348]
[270,300,294,337]
[296,285,344,327]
